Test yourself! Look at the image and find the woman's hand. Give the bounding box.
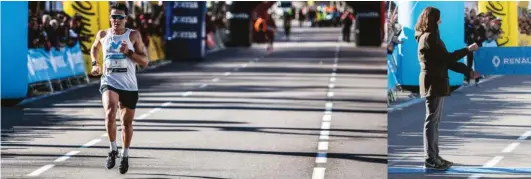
[470,70,481,79]
[468,43,479,51]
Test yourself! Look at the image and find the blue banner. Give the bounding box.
[475,47,531,75]
[165,1,206,60]
[1,1,29,99]
[66,43,87,76]
[27,44,86,84]
[397,1,465,86]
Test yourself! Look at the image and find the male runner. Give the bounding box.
[90,3,148,174]
[253,1,276,54]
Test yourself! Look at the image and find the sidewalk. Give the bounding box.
[388,75,531,178]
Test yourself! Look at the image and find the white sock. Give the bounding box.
[121,148,129,157]
[110,141,117,151]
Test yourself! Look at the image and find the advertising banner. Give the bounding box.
[475,47,531,75]
[27,44,86,84]
[165,1,206,60]
[478,1,519,47]
[63,1,110,73]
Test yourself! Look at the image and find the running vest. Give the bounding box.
[100,28,138,91]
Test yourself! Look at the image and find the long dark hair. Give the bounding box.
[415,6,440,35]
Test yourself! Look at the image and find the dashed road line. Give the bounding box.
[25,58,259,177]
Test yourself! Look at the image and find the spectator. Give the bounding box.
[464,8,502,86]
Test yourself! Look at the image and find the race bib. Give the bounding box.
[106,53,128,73]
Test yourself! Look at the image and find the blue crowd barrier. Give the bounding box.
[475,47,531,75]
[27,43,86,84]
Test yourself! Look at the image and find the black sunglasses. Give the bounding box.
[111,14,126,20]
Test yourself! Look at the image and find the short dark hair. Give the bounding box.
[110,3,128,15]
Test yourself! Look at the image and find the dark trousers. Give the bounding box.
[342,26,351,42]
[424,96,444,159]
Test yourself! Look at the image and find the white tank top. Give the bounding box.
[100,28,138,91]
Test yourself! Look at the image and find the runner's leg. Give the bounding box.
[118,91,137,174]
[103,89,119,169]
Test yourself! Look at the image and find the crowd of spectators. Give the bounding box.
[28,9,86,50]
[465,8,503,47]
[28,2,166,51]
[518,9,531,35]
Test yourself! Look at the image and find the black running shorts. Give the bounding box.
[99,85,139,109]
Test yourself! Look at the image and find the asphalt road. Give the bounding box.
[389,75,531,179]
[2,26,387,179]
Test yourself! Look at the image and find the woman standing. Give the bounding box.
[414,6,481,170]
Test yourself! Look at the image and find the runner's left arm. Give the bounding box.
[128,30,149,68]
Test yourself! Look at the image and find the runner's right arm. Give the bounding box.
[91,30,106,66]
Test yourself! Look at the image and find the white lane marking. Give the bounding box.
[328,84,335,89]
[467,131,531,179]
[468,156,502,179]
[333,64,337,68]
[322,114,331,121]
[241,64,248,68]
[330,77,336,82]
[315,153,328,163]
[182,91,193,97]
[484,156,504,168]
[311,167,326,179]
[468,175,481,179]
[319,130,330,140]
[318,142,329,150]
[327,92,334,98]
[331,73,336,77]
[81,139,101,148]
[212,78,219,82]
[54,151,80,162]
[518,130,531,140]
[148,108,161,114]
[502,142,520,153]
[325,102,333,111]
[137,113,150,120]
[27,164,55,177]
[27,56,261,176]
[321,122,331,130]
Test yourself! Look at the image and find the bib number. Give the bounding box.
[106,53,128,73]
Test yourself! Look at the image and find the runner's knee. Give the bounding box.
[105,102,118,121]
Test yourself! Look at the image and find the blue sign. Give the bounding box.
[397,1,465,87]
[475,47,531,75]
[27,43,86,84]
[165,1,206,60]
[1,1,29,99]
